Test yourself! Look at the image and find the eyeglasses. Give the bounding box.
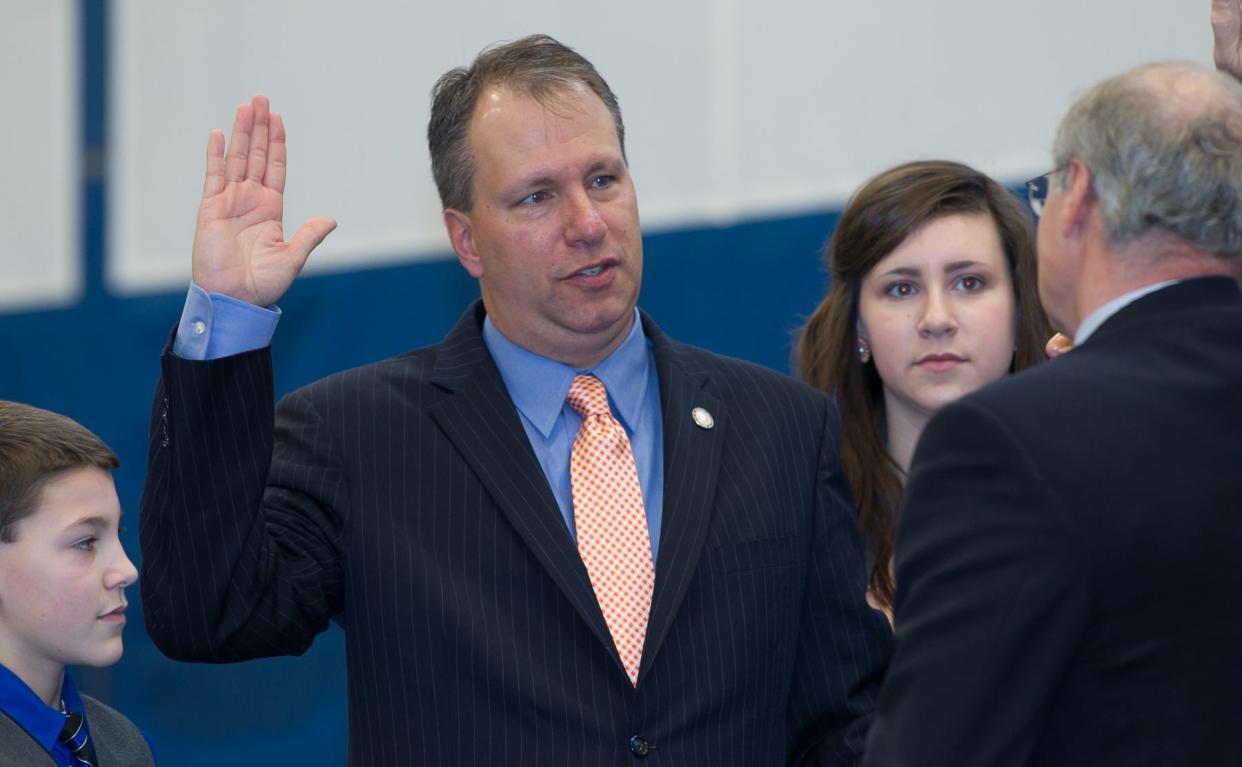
[1024,165,1071,217]
[1024,171,1054,217]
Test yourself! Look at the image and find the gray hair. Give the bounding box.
[1052,61,1242,259]
[427,34,627,212]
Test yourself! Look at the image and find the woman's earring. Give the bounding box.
[856,337,871,363]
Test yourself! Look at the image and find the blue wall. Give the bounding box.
[0,208,840,763]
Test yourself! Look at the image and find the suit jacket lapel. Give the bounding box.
[427,302,617,659]
[639,312,725,682]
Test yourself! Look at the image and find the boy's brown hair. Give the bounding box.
[0,401,119,542]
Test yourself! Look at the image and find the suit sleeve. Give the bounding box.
[139,339,347,662]
[788,400,893,766]
[863,399,1089,767]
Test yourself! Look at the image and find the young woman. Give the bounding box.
[798,160,1051,617]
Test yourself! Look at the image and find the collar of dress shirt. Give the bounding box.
[0,663,85,752]
[482,308,651,439]
[1073,279,1181,345]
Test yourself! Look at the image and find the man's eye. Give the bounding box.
[520,191,549,206]
[591,175,615,189]
[886,282,916,298]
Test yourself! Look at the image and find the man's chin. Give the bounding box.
[569,304,637,339]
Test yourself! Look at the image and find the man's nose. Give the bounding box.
[563,192,607,246]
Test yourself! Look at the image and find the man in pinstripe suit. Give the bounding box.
[140,35,891,765]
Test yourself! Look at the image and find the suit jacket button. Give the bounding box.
[629,735,650,757]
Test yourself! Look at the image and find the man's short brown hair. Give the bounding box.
[428,34,626,212]
[0,401,119,542]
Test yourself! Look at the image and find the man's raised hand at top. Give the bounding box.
[1213,0,1242,82]
[192,94,336,307]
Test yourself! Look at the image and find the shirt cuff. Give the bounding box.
[172,282,281,360]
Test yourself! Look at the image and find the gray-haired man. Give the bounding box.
[867,59,1242,767]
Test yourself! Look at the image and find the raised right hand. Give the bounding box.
[192,94,337,306]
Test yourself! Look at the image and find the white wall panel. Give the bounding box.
[0,2,79,313]
[107,0,1210,294]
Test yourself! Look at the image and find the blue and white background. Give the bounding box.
[0,1,1209,762]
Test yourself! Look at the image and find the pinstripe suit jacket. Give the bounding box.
[140,301,890,766]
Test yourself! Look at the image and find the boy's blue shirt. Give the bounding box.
[0,663,156,765]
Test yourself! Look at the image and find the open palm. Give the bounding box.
[192,95,336,306]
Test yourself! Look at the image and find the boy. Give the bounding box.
[0,401,155,765]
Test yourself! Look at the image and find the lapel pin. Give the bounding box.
[691,407,714,430]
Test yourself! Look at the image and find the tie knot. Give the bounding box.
[58,712,84,746]
[566,374,611,418]
[58,711,94,766]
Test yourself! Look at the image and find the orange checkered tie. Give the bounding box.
[566,374,655,686]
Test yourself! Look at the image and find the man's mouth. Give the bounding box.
[566,258,617,281]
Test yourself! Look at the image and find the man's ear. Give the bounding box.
[1058,158,1097,240]
[444,208,484,278]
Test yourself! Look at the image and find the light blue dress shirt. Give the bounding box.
[1072,279,1181,345]
[482,312,664,560]
[174,285,665,560]
[173,282,280,359]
